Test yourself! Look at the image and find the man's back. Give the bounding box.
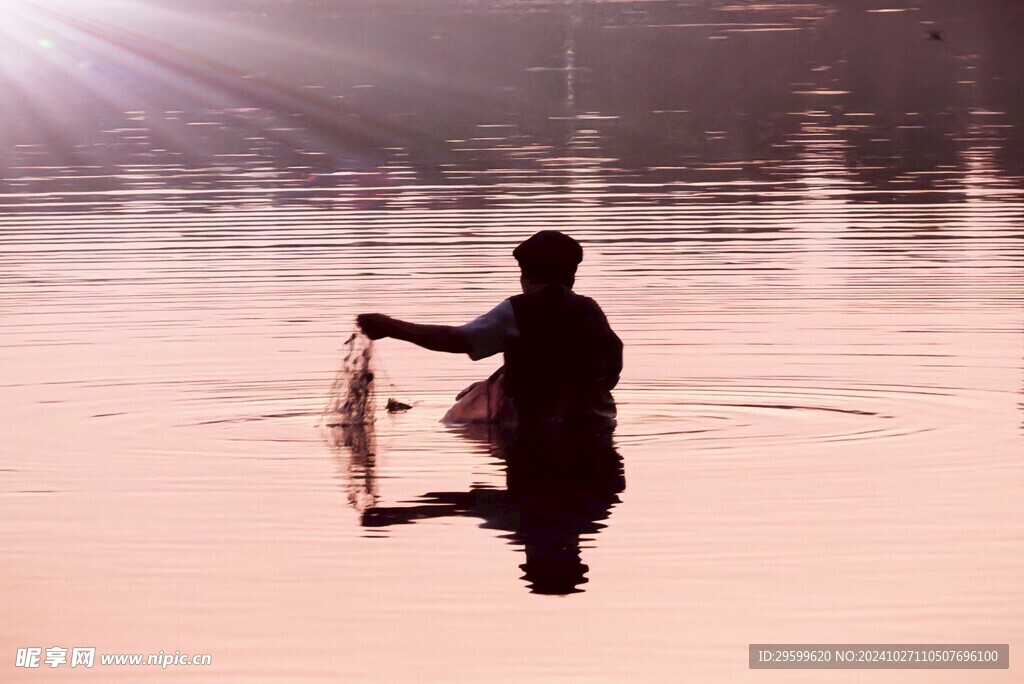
[504,284,622,432]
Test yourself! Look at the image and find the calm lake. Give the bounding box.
[1,1,1022,681]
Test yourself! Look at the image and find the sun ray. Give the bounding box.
[1,0,524,177]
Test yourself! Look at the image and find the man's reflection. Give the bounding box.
[361,426,625,595]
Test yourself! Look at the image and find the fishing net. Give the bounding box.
[322,331,378,511]
[323,331,375,428]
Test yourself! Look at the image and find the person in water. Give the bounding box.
[357,230,623,434]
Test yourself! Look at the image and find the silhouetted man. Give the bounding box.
[357,230,623,435]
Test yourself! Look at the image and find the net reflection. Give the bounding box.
[362,426,625,596]
[324,418,379,514]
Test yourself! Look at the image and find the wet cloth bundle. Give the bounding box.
[441,367,507,425]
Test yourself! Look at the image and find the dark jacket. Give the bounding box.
[503,285,622,433]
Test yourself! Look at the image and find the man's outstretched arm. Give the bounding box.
[357,313,471,355]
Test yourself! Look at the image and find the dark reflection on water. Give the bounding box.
[1,0,1023,209]
[360,425,625,595]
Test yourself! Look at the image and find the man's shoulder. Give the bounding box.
[511,285,601,307]
[511,286,612,325]
[458,298,519,361]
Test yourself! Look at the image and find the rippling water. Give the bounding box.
[2,1,1023,682]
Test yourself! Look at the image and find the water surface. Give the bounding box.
[1,1,1022,681]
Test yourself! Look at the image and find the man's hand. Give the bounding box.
[357,313,392,340]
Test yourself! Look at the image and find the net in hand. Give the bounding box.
[323,331,375,428]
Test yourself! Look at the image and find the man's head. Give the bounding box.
[513,230,583,291]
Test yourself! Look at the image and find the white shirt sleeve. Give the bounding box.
[458,298,519,361]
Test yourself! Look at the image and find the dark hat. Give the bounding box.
[513,231,583,286]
